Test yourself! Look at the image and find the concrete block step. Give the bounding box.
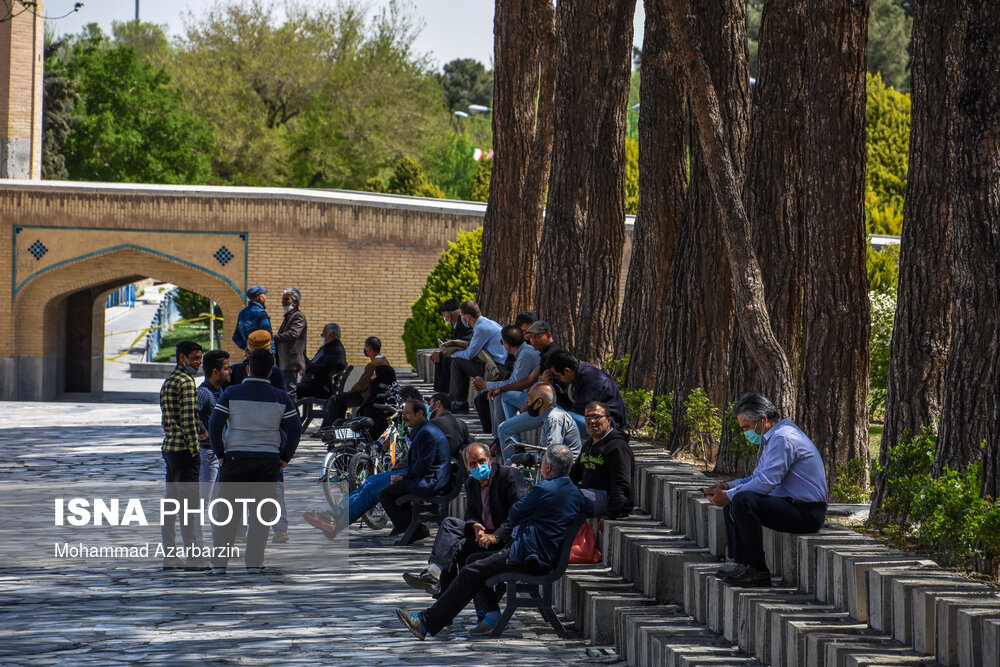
[981,617,1000,667]
[614,604,683,664]
[556,564,620,619]
[890,576,987,648]
[820,637,940,667]
[934,595,1000,667]
[816,545,898,604]
[641,621,754,667]
[565,572,637,627]
[956,607,1000,667]
[584,591,657,645]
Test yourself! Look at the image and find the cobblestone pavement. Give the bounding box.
[0,396,604,666]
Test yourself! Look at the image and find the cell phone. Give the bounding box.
[437,339,445,346]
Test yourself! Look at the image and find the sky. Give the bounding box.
[45,0,646,71]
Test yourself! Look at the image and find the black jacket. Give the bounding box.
[431,411,471,459]
[570,428,635,518]
[303,340,347,391]
[464,464,527,544]
[451,318,474,342]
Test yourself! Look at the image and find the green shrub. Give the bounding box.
[865,72,910,236]
[683,387,721,464]
[600,354,631,390]
[622,388,653,434]
[401,227,483,366]
[386,157,445,198]
[650,395,673,444]
[831,457,870,503]
[468,157,492,202]
[723,401,761,462]
[867,243,900,293]
[869,289,896,420]
[625,137,638,215]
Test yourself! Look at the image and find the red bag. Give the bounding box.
[569,521,602,564]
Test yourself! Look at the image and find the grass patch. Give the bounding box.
[869,422,883,459]
[154,323,212,362]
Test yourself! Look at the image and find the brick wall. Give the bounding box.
[0,0,44,178]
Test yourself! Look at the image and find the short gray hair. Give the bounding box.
[283,287,301,304]
[733,392,781,422]
[544,444,573,477]
[530,382,555,404]
[463,442,490,461]
[323,323,341,339]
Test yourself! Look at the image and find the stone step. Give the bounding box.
[981,617,1000,667]
[956,607,1000,667]
[934,595,1000,667]
[890,577,987,648]
[614,604,683,664]
[585,591,657,645]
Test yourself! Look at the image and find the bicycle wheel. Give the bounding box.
[348,451,389,530]
[321,449,353,509]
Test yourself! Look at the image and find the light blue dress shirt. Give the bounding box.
[451,315,507,364]
[726,417,829,503]
[487,344,541,390]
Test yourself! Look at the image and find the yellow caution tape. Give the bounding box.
[103,313,224,362]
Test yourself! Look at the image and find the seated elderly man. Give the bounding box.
[403,443,527,597]
[304,399,450,544]
[396,443,592,639]
[431,299,474,393]
[447,301,507,412]
[496,382,582,462]
[703,392,828,588]
[294,323,347,400]
[570,401,635,519]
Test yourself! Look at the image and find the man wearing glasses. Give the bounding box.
[571,401,635,519]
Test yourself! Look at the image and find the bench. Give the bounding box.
[394,459,467,546]
[295,365,352,430]
[476,512,587,638]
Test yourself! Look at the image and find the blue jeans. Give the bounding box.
[500,390,529,420]
[335,467,408,525]
[275,472,288,531]
[496,412,544,461]
[196,448,220,545]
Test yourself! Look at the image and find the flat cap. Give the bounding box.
[437,298,460,312]
[525,320,551,334]
[247,329,272,350]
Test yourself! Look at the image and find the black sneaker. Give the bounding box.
[403,569,441,595]
[722,565,772,587]
[715,562,743,578]
[451,401,469,414]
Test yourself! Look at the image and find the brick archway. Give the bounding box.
[12,246,244,400]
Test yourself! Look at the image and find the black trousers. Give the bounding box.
[449,357,485,401]
[420,547,549,636]
[212,457,281,568]
[321,390,364,429]
[379,480,418,533]
[429,517,502,592]
[294,376,330,400]
[433,355,454,393]
[473,390,492,434]
[723,491,826,570]
[161,450,201,552]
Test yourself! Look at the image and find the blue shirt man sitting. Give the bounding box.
[704,391,829,588]
[395,443,593,639]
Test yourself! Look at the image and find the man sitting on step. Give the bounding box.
[402,442,526,598]
[703,392,828,588]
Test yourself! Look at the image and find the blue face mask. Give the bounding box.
[743,418,763,445]
[469,463,491,482]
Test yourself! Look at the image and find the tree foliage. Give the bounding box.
[46,25,213,184]
[401,228,483,366]
[866,72,911,235]
[467,157,492,202]
[868,0,913,92]
[438,58,493,112]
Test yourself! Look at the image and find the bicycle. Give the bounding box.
[503,437,548,488]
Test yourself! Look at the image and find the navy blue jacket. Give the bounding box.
[401,419,451,495]
[209,378,301,461]
[232,300,273,350]
[571,362,628,428]
[506,475,592,567]
[229,361,286,391]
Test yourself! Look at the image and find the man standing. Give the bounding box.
[208,348,302,574]
[447,301,507,411]
[396,444,591,638]
[273,287,307,389]
[232,285,272,352]
[571,401,635,519]
[431,298,474,393]
[159,340,206,570]
[403,443,526,596]
[195,349,231,544]
[497,383,582,462]
[319,336,390,432]
[472,325,540,440]
[295,323,347,400]
[428,392,471,460]
[704,392,828,587]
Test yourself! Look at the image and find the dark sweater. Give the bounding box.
[570,428,635,519]
[431,411,471,459]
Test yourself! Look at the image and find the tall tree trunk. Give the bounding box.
[574,0,636,361]
[478,0,554,322]
[869,0,963,521]
[534,0,636,356]
[716,0,807,476]
[615,0,687,390]
[797,0,871,489]
[656,0,748,453]
[935,0,1000,498]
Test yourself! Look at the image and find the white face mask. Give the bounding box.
[283,305,294,313]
